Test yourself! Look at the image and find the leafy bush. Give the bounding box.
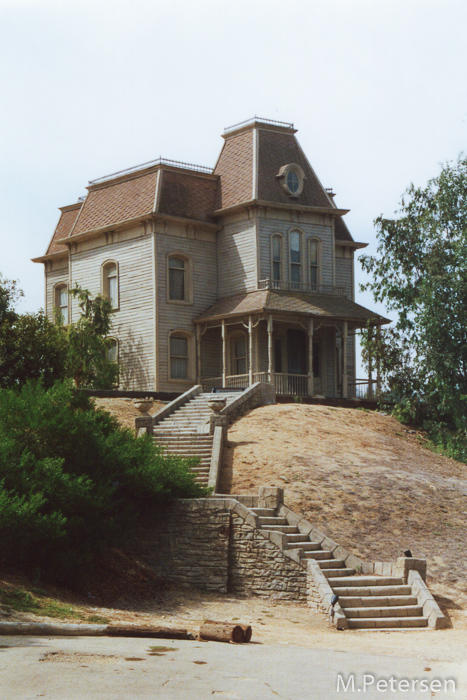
[0,381,207,583]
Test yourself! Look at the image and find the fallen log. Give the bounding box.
[199,620,247,644]
[240,624,252,643]
[106,625,192,639]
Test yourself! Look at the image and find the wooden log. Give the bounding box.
[240,624,252,643]
[106,625,191,639]
[199,620,245,644]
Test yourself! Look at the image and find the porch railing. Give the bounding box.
[258,278,347,297]
[348,379,379,400]
[202,373,268,391]
[274,373,308,396]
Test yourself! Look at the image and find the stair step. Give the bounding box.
[250,508,276,516]
[344,606,424,618]
[260,525,299,534]
[318,559,345,569]
[323,568,356,578]
[332,585,413,597]
[327,576,404,587]
[301,550,334,560]
[348,617,428,629]
[257,517,288,526]
[285,541,321,551]
[339,595,418,608]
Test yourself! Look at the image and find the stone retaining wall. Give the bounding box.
[131,497,306,599]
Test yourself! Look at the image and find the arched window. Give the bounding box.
[169,333,189,379]
[102,261,119,309]
[106,337,118,364]
[231,333,247,376]
[289,230,301,287]
[271,234,282,283]
[54,284,69,324]
[309,239,320,289]
[168,254,192,303]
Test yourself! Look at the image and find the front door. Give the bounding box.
[287,329,307,375]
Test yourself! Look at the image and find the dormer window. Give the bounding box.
[277,163,305,198]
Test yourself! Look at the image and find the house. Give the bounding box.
[33,117,388,398]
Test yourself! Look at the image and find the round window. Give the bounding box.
[286,170,300,194]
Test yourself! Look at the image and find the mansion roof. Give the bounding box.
[41,118,358,258]
[195,290,390,327]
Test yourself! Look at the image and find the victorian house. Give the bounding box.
[33,117,388,398]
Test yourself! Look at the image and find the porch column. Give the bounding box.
[267,314,273,383]
[196,325,201,384]
[307,318,314,396]
[368,326,374,399]
[248,315,253,385]
[221,319,226,388]
[342,321,348,398]
[376,325,381,398]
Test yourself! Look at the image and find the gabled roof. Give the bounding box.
[195,289,390,326]
[213,118,336,212]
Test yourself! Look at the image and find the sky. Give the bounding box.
[1,0,466,374]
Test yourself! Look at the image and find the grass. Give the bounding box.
[147,646,178,656]
[0,587,110,624]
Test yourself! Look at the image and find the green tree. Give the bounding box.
[360,155,467,429]
[65,285,118,389]
[0,275,67,389]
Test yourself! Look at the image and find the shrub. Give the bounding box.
[0,381,207,583]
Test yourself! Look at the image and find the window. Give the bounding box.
[276,163,305,198]
[289,230,301,286]
[309,239,319,288]
[54,284,69,324]
[232,334,247,375]
[170,334,189,379]
[168,255,192,303]
[106,338,118,363]
[271,235,282,283]
[102,261,119,309]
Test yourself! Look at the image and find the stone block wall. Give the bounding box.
[229,514,307,600]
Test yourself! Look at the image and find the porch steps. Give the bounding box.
[251,507,429,629]
[152,392,238,487]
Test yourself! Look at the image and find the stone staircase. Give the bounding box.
[252,506,429,630]
[152,392,238,487]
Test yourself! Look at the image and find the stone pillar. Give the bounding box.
[342,321,348,398]
[267,314,273,383]
[307,317,314,396]
[248,315,253,386]
[396,556,427,582]
[221,319,226,388]
[258,486,284,510]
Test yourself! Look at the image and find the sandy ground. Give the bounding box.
[220,404,467,611]
[92,398,165,430]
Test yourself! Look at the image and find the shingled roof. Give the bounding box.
[46,203,82,255]
[213,119,335,212]
[195,290,390,326]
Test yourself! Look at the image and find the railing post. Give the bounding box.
[267,314,273,383]
[368,326,374,399]
[248,315,253,386]
[221,319,226,388]
[307,318,314,396]
[376,325,381,398]
[342,321,348,399]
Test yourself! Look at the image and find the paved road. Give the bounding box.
[1,635,466,700]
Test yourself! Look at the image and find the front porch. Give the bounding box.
[194,288,387,400]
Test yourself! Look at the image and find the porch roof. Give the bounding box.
[194,290,390,326]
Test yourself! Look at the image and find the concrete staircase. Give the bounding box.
[153,392,238,487]
[252,507,428,629]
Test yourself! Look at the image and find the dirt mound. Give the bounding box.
[220,404,467,605]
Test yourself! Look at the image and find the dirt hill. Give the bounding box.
[220,403,467,607]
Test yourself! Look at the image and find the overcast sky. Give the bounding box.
[1,0,466,373]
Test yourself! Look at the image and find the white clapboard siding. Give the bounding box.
[335,257,354,300]
[70,232,155,390]
[45,265,70,322]
[258,217,334,286]
[216,219,257,298]
[156,232,218,392]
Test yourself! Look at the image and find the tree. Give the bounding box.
[360,155,467,429]
[65,285,119,389]
[0,275,67,389]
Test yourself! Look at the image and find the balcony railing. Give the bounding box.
[258,279,347,296]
